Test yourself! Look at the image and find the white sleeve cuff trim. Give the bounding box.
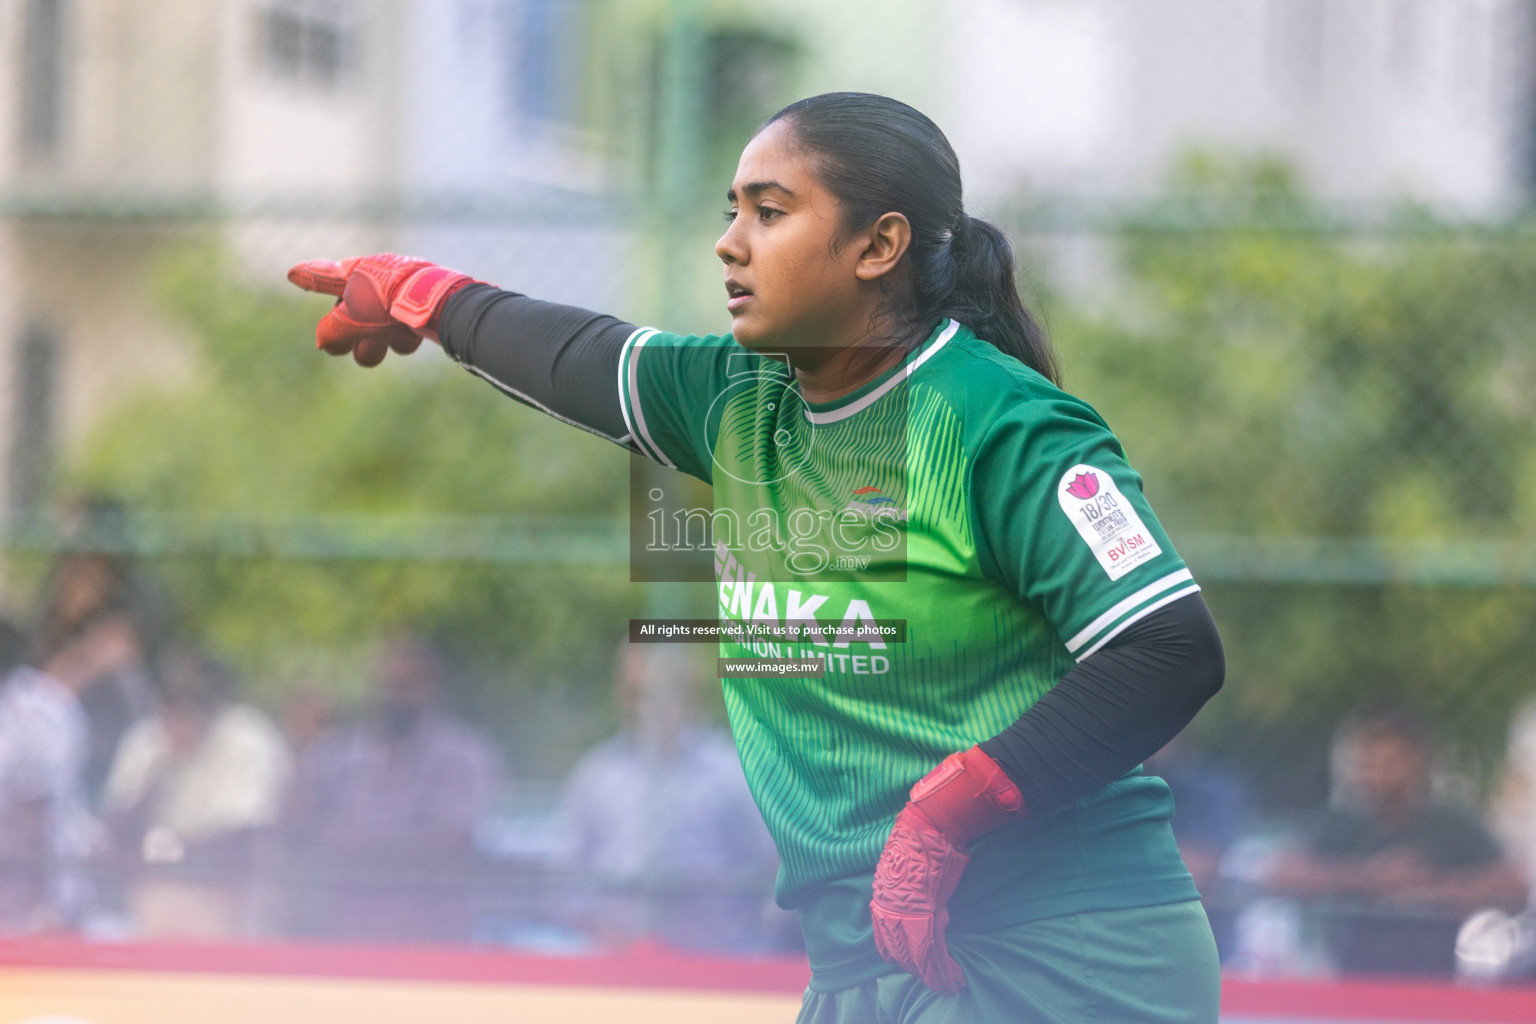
[617,327,675,469]
[1063,568,1194,653]
[1074,585,1203,663]
[803,319,959,425]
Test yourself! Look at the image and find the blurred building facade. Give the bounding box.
[946,0,1536,208]
[6,0,1536,517]
[0,0,625,518]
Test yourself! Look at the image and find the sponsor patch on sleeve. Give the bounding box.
[1056,464,1162,580]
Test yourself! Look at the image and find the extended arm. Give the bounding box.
[436,284,635,444]
[287,256,635,445]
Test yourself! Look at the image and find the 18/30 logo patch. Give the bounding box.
[1057,464,1161,580]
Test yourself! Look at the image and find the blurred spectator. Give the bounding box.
[33,545,162,804]
[0,618,95,931]
[1491,697,1536,905]
[555,645,781,951]
[1146,729,1252,960]
[1265,704,1526,975]
[282,635,503,941]
[1146,731,1252,891]
[279,685,337,761]
[100,649,292,937]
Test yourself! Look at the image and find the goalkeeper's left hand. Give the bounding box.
[286,254,478,366]
[870,745,1027,995]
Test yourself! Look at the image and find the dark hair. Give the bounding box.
[0,619,27,676]
[764,93,1059,385]
[1337,701,1432,753]
[156,648,235,713]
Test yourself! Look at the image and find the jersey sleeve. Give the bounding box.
[970,390,1199,662]
[616,329,767,483]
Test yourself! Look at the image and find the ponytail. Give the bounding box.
[765,93,1060,386]
[935,215,1058,385]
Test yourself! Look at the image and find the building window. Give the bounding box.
[1266,0,1325,101]
[703,29,797,176]
[706,30,796,135]
[258,1,355,89]
[1388,0,1427,95]
[1449,0,1492,117]
[508,0,586,128]
[8,326,58,515]
[20,0,67,159]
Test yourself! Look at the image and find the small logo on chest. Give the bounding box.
[844,486,908,521]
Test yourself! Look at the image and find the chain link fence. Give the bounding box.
[3,0,1536,976]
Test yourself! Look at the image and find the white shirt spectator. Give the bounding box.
[0,666,95,926]
[0,667,91,853]
[1492,699,1536,904]
[102,703,292,842]
[559,723,777,887]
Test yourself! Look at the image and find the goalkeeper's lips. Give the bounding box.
[725,277,754,312]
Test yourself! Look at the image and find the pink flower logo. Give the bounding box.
[1065,472,1099,500]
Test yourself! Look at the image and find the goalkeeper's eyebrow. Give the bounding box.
[727,181,797,203]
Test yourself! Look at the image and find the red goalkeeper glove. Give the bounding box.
[870,745,1027,995]
[286,254,478,367]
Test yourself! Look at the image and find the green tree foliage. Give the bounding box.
[63,248,642,764]
[1060,157,1536,804]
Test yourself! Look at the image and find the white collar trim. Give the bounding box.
[802,319,960,425]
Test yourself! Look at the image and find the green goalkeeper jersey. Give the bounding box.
[619,319,1200,987]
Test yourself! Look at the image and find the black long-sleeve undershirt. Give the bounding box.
[438,283,635,443]
[435,283,1225,815]
[979,593,1225,815]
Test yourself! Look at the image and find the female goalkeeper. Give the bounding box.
[289,92,1225,1024]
